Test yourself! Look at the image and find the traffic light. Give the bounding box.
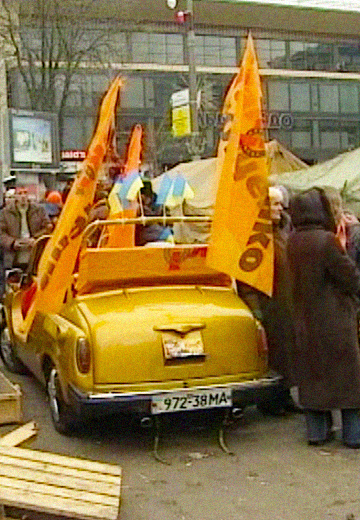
[174,10,191,24]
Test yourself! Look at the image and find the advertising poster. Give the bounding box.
[12,115,52,164]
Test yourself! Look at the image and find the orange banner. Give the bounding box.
[17,76,123,339]
[105,124,143,248]
[206,33,273,296]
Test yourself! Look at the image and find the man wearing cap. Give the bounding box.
[0,186,51,270]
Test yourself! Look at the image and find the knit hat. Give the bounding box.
[46,191,62,204]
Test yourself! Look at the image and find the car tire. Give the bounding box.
[47,367,79,435]
[0,326,27,374]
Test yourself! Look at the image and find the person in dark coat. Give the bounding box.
[287,187,360,448]
[237,186,296,414]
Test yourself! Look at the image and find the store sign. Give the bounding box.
[265,112,294,130]
[61,150,86,161]
[199,111,294,132]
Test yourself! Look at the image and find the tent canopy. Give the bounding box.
[151,140,307,243]
[152,140,308,210]
[271,146,360,216]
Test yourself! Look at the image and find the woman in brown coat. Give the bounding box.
[287,188,360,447]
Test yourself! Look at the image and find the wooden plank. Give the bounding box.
[0,453,120,487]
[0,463,118,495]
[0,487,119,520]
[0,476,119,507]
[0,446,121,520]
[0,446,121,475]
[0,372,22,425]
[0,422,38,447]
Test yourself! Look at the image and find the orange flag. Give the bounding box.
[123,123,143,175]
[16,76,123,339]
[206,33,273,296]
[105,124,143,248]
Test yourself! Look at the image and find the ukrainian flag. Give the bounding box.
[119,171,144,203]
[108,179,123,214]
[155,174,194,208]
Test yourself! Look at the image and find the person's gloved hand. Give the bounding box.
[252,309,263,321]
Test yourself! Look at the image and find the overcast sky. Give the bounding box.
[235,0,360,12]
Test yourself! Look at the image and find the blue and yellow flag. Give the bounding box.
[206,33,273,296]
[16,76,123,339]
[154,174,194,208]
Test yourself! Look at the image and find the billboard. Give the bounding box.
[9,109,60,169]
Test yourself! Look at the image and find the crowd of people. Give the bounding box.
[256,185,360,449]
[1,178,360,448]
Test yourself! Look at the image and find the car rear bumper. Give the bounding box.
[68,373,284,417]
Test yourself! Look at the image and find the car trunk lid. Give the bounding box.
[77,286,262,385]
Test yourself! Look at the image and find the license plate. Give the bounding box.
[151,388,232,414]
[162,330,204,359]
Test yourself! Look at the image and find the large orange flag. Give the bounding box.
[206,33,273,296]
[105,124,143,247]
[17,76,123,339]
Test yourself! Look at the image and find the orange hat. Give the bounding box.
[46,191,62,204]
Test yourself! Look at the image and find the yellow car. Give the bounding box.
[0,220,283,435]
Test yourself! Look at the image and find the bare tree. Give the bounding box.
[0,0,114,141]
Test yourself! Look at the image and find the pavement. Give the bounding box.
[1,362,360,520]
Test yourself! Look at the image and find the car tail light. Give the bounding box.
[76,338,91,374]
[255,321,268,355]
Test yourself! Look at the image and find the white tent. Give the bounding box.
[151,140,307,243]
[271,146,360,216]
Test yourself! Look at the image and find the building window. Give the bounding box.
[339,84,359,114]
[131,32,183,64]
[108,33,128,62]
[319,84,339,113]
[336,42,360,72]
[121,77,145,108]
[291,130,312,149]
[267,81,289,111]
[339,122,359,150]
[319,120,341,149]
[254,39,286,69]
[290,83,310,112]
[289,41,306,70]
[290,120,312,150]
[195,35,236,66]
[320,131,340,149]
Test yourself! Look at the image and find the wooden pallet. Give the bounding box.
[0,372,21,425]
[0,445,121,520]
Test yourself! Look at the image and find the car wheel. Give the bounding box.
[0,326,27,374]
[47,367,79,435]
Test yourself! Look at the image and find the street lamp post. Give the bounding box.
[168,0,204,160]
[186,0,198,136]
[184,0,205,160]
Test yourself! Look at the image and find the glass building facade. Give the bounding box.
[8,14,360,171]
